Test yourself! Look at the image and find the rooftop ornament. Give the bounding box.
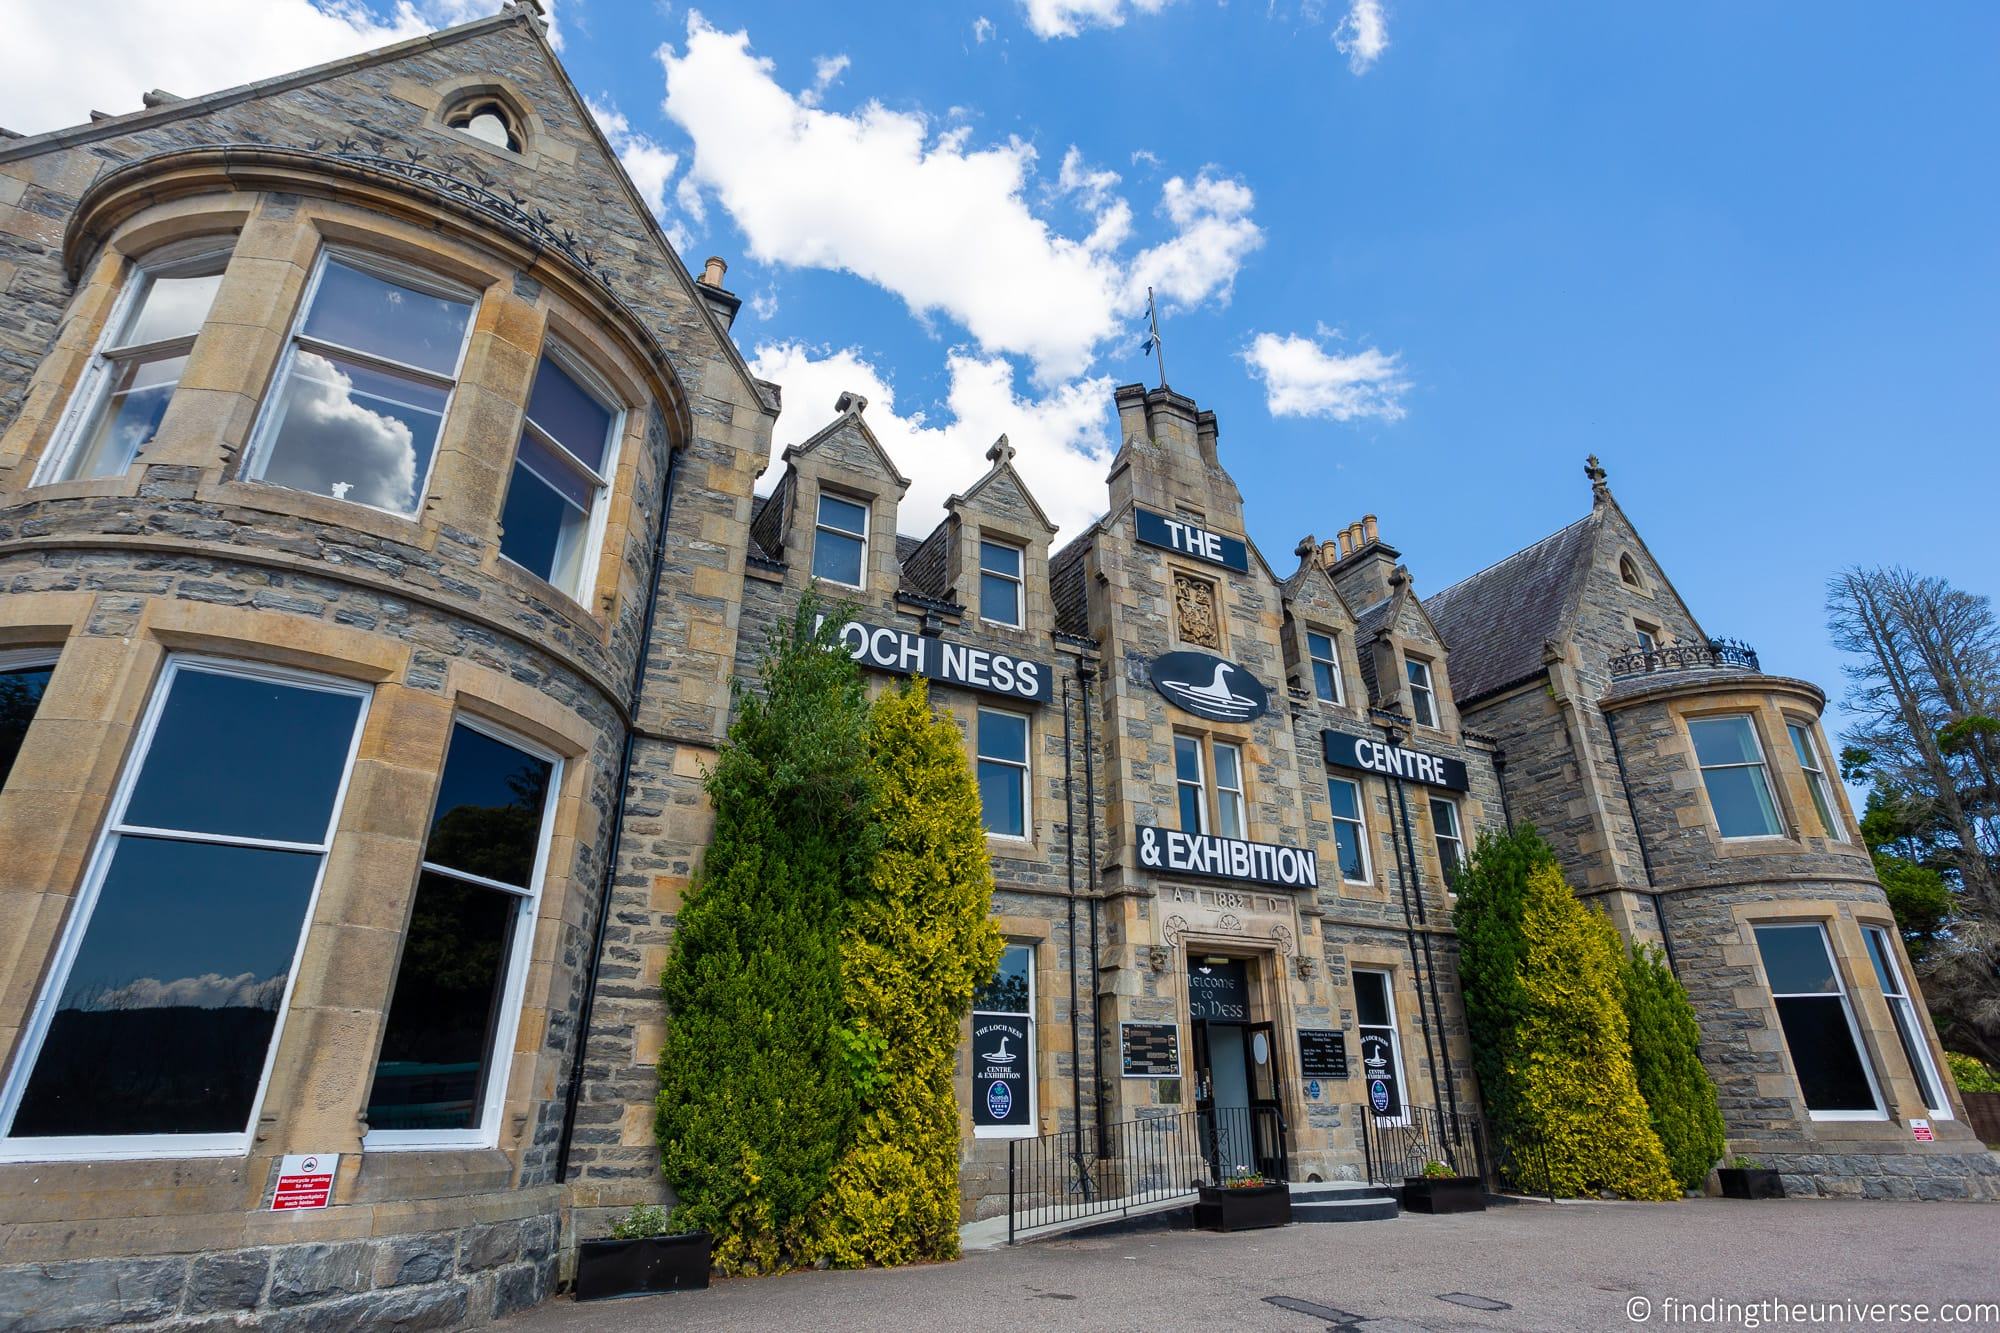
[1607,638,1761,679]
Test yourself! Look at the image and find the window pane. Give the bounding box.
[69,353,187,479]
[1308,632,1334,661]
[1787,724,1815,770]
[1327,777,1360,822]
[1177,781,1205,835]
[125,669,363,844]
[1862,928,1900,997]
[980,571,1021,625]
[1217,792,1244,841]
[979,540,1022,579]
[1755,925,1841,995]
[1312,661,1337,702]
[817,493,867,535]
[1702,763,1782,838]
[978,760,1025,837]
[120,271,223,348]
[978,709,1028,763]
[1,664,55,787]
[1174,736,1203,785]
[10,836,321,1137]
[1213,744,1242,794]
[974,944,1031,1013]
[812,529,864,586]
[301,258,472,376]
[1690,716,1762,768]
[1772,996,1877,1112]
[425,725,554,889]
[1430,797,1459,839]
[525,356,613,474]
[1354,970,1390,1028]
[1334,823,1367,882]
[259,349,447,514]
[1866,930,1941,1111]
[500,433,593,592]
[366,870,517,1131]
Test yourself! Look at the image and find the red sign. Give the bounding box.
[1910,1119,1935,1142]
[272,1153,338,1210]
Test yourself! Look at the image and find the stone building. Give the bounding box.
[0,4,775,1325]
[1425,459,1996,1200]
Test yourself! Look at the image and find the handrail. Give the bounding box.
[1607,638,1760,679]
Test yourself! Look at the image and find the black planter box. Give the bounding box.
[1195,1182,1292,1232]
[1401,1175,1486,1214]
[574,1231,712,1302]
[1717,1168,1786,1200]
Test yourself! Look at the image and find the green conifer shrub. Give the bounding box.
[1620,942,1726,1192]
[807,678,1003,1267]
[654,598,877,1273]
[1449,825,1553,1140]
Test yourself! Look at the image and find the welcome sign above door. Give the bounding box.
[1135,506,1251,574]
[1151,651,1270,723]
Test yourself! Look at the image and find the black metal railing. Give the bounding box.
[1005,1106,1286,1243]
[1358,1102,1492,1189]
[1607,638,1760,679]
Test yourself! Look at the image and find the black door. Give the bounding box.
[1245,1020,1289,1182]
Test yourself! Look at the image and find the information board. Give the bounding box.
[1296,1028,1349,1079]
[1120,1022,1183,1078]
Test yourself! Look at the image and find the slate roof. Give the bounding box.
[1049,530,1094,639]
[1350,597,1395,704]
[1422,512,1598,705]
[747,485,786,564]
[898,524,949,598]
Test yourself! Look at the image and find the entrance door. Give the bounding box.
[1187,957,1288,1184]
[1245,1020,1289,1182]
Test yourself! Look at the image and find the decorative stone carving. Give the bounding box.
[1147,946,1171,973]
[1174,573,1221,648]
[1294,955,1318,981]
[1163,914,1189,948]
[1269,923,1295,958]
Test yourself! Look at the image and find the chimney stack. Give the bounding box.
[692,256,742,331]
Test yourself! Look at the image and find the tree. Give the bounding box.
[1620,943,1726,1192]
[1450,825,1551,1140]
[654,597,877,1274]
[807,678,1002,1267]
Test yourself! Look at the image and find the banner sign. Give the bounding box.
[1296,1029,1349,1080]
[1135,506,1250,574]
[971,1014,1031,1128]
[1137,824,1317,890]
[1120,1022,1182,1078]
[1323,728,1470,792]
[819,616,1052,703]
[1150,651,1270,723]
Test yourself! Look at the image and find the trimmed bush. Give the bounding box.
[807,678,1003,1267]
[654,599,877,1274]
[1450,826,1554,1140]
[1620,942,1726,1192]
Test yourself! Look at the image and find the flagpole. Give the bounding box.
[1147,286,1167,389]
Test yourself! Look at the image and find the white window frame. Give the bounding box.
[1430,796,1464,893]
[1787,721,1847,843]
[239,247,480,518]
[972,942,1037,1140]
[1327,776,1374,886]
[365,714,561,1152]
[1405,658,1438,729]
[0,648,64,789]
[1755,921,1886,1123]
[977,536,1025,629]
[1634,622,1658,654]
[498,341,625,601]
[1174,733,1210,835]
[975,706,1031,842]
[1212,740,1247,841]
[1307,629,1343,705]
[33,241,236,486]
[1353,967,1409,1128]
[811,490,869,590]
[1692,714,1787,841]
[1862,925,1951,1119]
[0,655,372,1162]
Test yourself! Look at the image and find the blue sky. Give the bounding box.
[7,1,1997,757]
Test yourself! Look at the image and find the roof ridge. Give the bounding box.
[1424,511,1594,606]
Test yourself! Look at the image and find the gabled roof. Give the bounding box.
[1422,512,1599,705]
[781,394,911,491]
[946,435,1059,536]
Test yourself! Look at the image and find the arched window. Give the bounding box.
[443,97,523,154]
[1619,554,1644,588]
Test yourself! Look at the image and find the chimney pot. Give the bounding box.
[1362,514,1379,546]
[699,256,728,288]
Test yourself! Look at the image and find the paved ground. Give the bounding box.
[503,1199,2000,1332]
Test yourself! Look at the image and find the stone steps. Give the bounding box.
[1289,1181,1401,1224]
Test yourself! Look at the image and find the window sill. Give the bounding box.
[362,1129,500,1153]
[0,1136,247,1163]
[985,833,1035,848]
[1805,1110,1890,1123]
[203,478,428,545]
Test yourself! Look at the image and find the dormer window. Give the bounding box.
[444,97,523,153]
[1307,630,1343,704]
[1406,658,1438,729]
[979,538,1023,627]
[812,492,868,588]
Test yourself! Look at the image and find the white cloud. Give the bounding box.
[586,97,681,235]
[1127,171,1264,309]
[973,16,997,42]
[81,971,288,1012]
[1334,0,1388,73]
[1242,331,1409,422]
[1019,0,1171,40]
[749,342,1116,537]
[0,1,562,137]
[749,287,780,321]
[800,53,850,106]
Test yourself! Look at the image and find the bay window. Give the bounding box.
[1754,923,1883,1118]
[246,251,477,515]
[1691,715,1784,839]
[1863,926,1949,1117]
[499,347,621,597]
[366,719,557,1144]
[976,708,1029,839]
[1,659,370,1153]
[1788,722,1846,842]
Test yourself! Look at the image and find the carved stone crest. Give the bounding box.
[1173,573,1221,648]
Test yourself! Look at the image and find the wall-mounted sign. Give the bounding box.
[971,1014,1031,1128]
[1137,824,1318,890]
[1135,506,1250,574]
[1188,959,1249,1022]
[1360,1032,1402,1117]
[1120,1022,1183,1078]
[1323,728,1469,792]
[820,616,1052,702]
[272,1153,338,1211]
[1296,1029,1349,1080]
[1910,1119,1935,1142]
[1151,651,1269,723]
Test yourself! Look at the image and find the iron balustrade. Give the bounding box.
[1358,1102,1560,1201]
[1004,1106,1286,1243]
[1606,638,1760,679]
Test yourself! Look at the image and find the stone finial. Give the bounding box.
[1295,535,1317,561]
[1586,454,1610,501]
[835,391,868,416]
[985,433,1014,465]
